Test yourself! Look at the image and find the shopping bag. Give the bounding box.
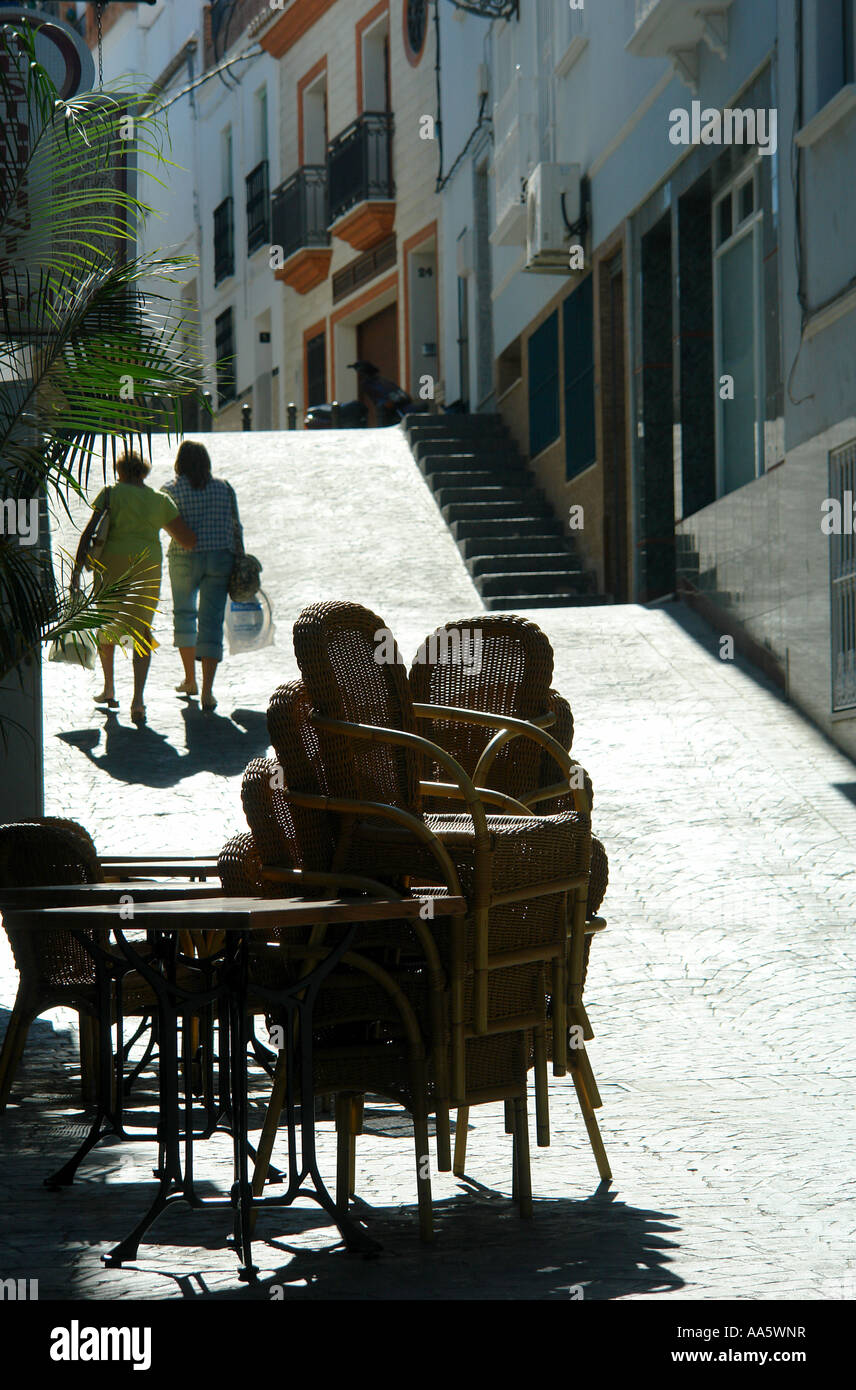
[225,589,275,656]
[47,630,98,669]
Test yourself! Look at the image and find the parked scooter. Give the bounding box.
[348,360,415,425]
[303,399,367,429]
[302,361,414,429]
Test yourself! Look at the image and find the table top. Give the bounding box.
[0,881,224,909]
[6,893,467,931]
[100,861,219,880]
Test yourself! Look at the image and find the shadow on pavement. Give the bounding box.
[55,706,270,787]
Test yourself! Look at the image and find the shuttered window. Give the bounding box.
[528,311,560,458]
[563,274,596,480]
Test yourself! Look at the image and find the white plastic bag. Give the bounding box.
[225,589,275,656]
[47,630,98,669]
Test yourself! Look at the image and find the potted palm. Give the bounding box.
[0,18,207,813]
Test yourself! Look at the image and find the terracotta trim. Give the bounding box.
[402,219,437,396]
[297,54,327,167]
[356,0,390,115]
[329,269,399,396]
[303,316,327,414]
[261,0,337,59]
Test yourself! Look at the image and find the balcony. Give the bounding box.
[627,0,735,90]
[327,111,395,251]
[213,196,234,285]
[270,166,332,294]
[490,77,542,247]
[245,159,270,255]
[555,2,589,77]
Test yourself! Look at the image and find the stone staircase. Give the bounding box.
[403,412,611,610]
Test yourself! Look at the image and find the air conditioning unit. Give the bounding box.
[525,163,582,273]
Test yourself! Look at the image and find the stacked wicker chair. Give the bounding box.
[0,820,164,1114]
[288,600,596,1213]
[0,821,104,1110]
[408,615,611,1179]
[217,681,448,1240]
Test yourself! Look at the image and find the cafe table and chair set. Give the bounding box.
[0,603,611,1281]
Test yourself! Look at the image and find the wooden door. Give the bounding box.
[356,302,399,412]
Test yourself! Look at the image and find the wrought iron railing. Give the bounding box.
[270,166,330,261]
[830,438,856,711]
[245,159,269,254]
[213,195,234,283]
[327,111,394,225]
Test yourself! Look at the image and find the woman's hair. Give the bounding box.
[115,451,150,482]
[174,440,212,490]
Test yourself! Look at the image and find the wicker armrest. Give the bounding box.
[412,702,591,815]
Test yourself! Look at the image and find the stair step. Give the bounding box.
[452,518,565,541]
[484,595,615,610]
[425,469,523,490]
[414,439,516,462]
[442,501,553,523]
[405,412,505,433]
[435,485,544,507]
[468,553,582,577]
[461,534,570,559]
[477,570,594,597]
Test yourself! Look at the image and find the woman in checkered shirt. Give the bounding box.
[162,441,243,712]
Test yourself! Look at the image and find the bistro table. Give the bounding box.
[0,881,226,1174]
[7,893,466,1280]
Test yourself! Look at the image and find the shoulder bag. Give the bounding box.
[227,483,262,602]
[83,488,111,571]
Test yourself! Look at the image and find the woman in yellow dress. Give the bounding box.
[72,451,196,723]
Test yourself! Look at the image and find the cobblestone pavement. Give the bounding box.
[1,430,855,1300]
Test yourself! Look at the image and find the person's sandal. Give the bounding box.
[175,680,198,696]
[93,691,119,708]
[201,695,217,712]
[130,702,146,725]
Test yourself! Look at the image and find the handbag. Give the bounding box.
[227,484,262,602]
[83,488,111,571]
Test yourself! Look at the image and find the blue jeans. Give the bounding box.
[169,548,233,661]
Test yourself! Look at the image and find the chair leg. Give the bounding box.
[571,1042,602,1108]
[435,1104,452,1171]
[533,1024,550,1147]
[504,1098,515,1133]
[335,1092,356,1209]
[0,999,32,1113]
[570,1057,611,1182]
[413,1110,434,1243]
[79,1014,99,1106]
[453,1105,469,1176]
[512,1093,533,1219]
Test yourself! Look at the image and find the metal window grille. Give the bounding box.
[830,438,856,711]
[215,307,236,407]
[245,159,269,254]
[213,196,234,284]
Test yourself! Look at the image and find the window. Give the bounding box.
[713,164,765,496]
[255,87,268,164]
[221,126,233,200]
[403,0,428,65]
[816,0,855,112]
[215,308,236,406]
[562,276,595,479]
[305,331,326,407]
[830,438,856,712]
[528,311,559,458]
